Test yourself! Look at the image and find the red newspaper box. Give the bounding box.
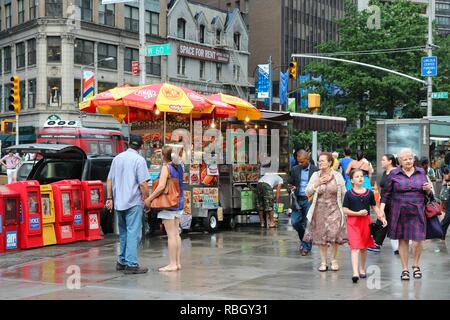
[8,181,43,249]
[0,186,21,252]
[51,180,76,244]
[81,181,104,241]
[63,180,85,241]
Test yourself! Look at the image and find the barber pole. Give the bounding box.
[82,70,94,102]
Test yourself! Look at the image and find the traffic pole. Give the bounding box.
[139,0,146,85]
[427,0,434,117]
[15,113,19,145]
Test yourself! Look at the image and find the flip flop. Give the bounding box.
[158,266,178,272]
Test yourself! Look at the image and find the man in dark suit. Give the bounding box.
[288,149,318,255]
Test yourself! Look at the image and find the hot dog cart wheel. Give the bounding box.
[202,210,219,233]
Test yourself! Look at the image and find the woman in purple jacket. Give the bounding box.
[380,148,433,281]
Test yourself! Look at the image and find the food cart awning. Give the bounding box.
[290,112,347,133]
[257,110,347,132]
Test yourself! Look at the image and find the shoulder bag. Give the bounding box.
[151,164,180,210]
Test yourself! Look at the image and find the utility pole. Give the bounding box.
[139,0,146,85]
[427,0,434,117]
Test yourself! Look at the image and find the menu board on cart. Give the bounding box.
[184,191,192,214]
[190,164,201,185]
[192,188,219,209]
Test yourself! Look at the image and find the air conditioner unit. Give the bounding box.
[44,120,81,127]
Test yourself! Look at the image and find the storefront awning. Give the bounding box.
[290,112,347,133]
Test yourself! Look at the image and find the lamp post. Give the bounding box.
[80,56,115,102]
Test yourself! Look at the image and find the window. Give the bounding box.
[0,8,2,31]
[177,56,186,75]
[18,0,25,24]
[233,65,240,81]
[4,46,11,73]
[28,79,36,109]
[146,56,161,76]
[74,39,94,65]
[5,4,11,28]
[45,0,63,17]
[16,42,25,69]
[145,11,159,35]
[216,63,222,81]
[4,84,11,112]
[47,37,61,62]
[81,0,93,22]
[233,32,241,50]
[48,78,61,107]
[27,39,36,66]
[124,47,138,72]
[216,29,221,44]
[30,0,38,20]
[177,18,186,39]
[199,61,205,79]
[125,5,139,32]
[98,43,117,69]
[199,25,205,43]
[98,81,117,93]
[98,4,115,26]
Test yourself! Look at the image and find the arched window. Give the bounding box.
[177,18,186,39]
[233,32,241,50]
[199,25,205,43]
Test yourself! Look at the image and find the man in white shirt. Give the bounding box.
[256,167,283,228]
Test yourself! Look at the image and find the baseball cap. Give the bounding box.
[129,134,143,148]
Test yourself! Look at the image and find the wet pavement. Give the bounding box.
[1,217,449,300]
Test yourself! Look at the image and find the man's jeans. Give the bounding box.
[116,205,143,267]
[291,199,312,252]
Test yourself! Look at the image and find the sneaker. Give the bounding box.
[368,245,381,253]
[116,262,126,271]
[123,265,149,274]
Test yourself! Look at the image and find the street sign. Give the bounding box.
[421,56,437,77]
[131,61,139,76]
[432,92,448,99]
[146,44,171,57]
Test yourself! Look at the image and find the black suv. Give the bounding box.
[5,144,115,233]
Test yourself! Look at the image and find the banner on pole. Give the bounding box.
[288,98,296,112]
[279,71,288,107]
[257,64,270,99]
[82,70,94,102]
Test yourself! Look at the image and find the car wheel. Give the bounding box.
[203,211,218,233]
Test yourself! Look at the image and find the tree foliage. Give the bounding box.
[292,0,449,161]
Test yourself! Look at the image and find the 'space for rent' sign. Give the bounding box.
[178,43,230,64]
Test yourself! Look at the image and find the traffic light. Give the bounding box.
[289,60,297,80]
[9,75,21,115]
[308,93,320,113]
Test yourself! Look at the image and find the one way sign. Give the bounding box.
[421,56,437,77]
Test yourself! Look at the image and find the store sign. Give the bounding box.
[132,61,140,76]
[47,114,61,121]
[178,43,229,64]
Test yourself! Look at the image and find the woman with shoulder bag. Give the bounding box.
[145,146,184,272]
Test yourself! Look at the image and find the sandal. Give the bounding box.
[330,260,339,271]
[400,270,410,281]
[318,263,328,272]
[412,266,422,279]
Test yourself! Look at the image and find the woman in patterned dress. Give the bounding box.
[304,152,347,272]
[380,148,433,281]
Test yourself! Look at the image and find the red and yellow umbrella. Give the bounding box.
[207,93,261,120]
[120,83,211,114]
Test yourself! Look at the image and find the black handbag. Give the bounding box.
[426,215,444,239]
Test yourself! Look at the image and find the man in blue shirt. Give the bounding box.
[339,148,353,184]
[288,149,318,255]
[106,135,150,274]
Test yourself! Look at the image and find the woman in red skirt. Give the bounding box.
[343,169,387,283]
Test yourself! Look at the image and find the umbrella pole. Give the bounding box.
[163,111,166,145]
[127,107,131,144]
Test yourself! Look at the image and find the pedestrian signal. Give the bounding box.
[289,60,297,80]
[9,75,21,115]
